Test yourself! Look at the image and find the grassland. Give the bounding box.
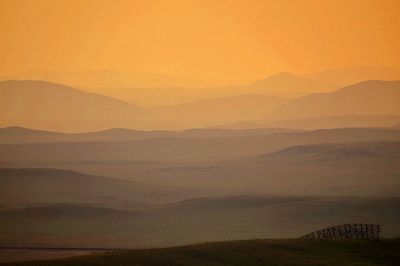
[2,239,399,266]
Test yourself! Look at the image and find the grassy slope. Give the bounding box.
[1,197,399,248]
[2,239,400,266]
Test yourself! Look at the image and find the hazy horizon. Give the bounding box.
[1,0,400,80]
[0,0,399,264]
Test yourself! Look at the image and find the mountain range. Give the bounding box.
[267,80,400,121]
[0,80,168,132]
[308,66,400,86]
[1,77,400,131]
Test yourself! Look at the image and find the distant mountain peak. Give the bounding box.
[268,79,400,121]
[252,72,299,85]
[267,72,297,79]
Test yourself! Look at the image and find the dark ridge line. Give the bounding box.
[0,246,128,251]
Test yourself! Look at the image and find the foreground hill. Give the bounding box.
[0,196,398,249]
[2,239,399,265]
[269,80,400,121]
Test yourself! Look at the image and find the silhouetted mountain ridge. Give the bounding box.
[247,72,334,97]
[308,66,400,86]
[269,80,400,121]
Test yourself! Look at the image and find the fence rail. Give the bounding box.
[300,224,381,240]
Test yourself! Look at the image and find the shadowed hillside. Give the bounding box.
[0,139,399,197]
[0,168,219,209]
[0,196,399,249]
[1,237,399,266]
[111,140,400,196]
[1,128,399,163]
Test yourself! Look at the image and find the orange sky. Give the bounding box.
[0,0,399,81]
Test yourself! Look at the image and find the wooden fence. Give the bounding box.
[300,224,381,240]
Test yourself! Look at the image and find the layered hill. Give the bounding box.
[1,127,399,163]
[263,115,400,129]
[2,79,399,131]
[123,140,400,196]
[4,238,398,266]
[149,94,289,127]
[0,168,221,209]
[0,129,399,196]
[0,126,300,144]
[0,80,143,119]
[308,66,400,87]
[0,80,174,132]
[245,72,335,97]
[2,70,227,89]
[0,196,399,250]
[269,80,400,121]
[0,168,209,209]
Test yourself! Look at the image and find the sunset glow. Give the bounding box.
[1,0,399,81]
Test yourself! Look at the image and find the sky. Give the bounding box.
[0,0,399,81]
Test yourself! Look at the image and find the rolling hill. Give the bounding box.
[1,70,228,89]
[0,77,323,130]
[144,94,289,128]
[0,196,399,250]
[0,130,399,196]
[0,80,176,132]
[0,126,300,144]
[245,72,335,97]
[308,66,400,87]
[2,78,398,131]
[90,72,335,107]
[269,80,400,121]
[3,238,398,266]
[2,71,332,104]
[263,115,400,129]
[118,140,400,196]
[0,168,218,209]
[0,80,143,120]
[1,128,399,164]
